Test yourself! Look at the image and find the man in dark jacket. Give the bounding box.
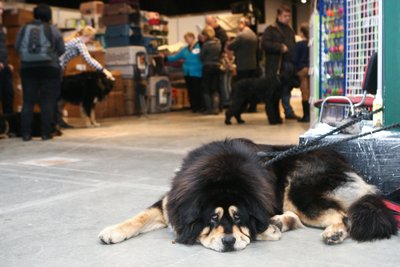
[0,1,14,115]
[206,16,228,51]
[261,4,298,123]
[228,17,259,112]
[228,17,258,80]
[15,4,65,141]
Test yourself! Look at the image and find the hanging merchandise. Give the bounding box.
[319,0,346,98]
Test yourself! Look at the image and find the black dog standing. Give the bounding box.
[225,76,281,125]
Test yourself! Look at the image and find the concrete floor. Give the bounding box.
[0,104,398,266]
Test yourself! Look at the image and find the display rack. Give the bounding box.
[318,0,379,100]
[319,0,346,99]
[345,0,379,96]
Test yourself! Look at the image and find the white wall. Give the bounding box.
[167,11,240,45]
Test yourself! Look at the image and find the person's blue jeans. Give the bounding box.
[281,84,295,117]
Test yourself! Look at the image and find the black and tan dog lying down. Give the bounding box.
[59,72,114,127]
[99,138,397,252]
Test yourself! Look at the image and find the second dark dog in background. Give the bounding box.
[225,76,281,125]
[58,72,115,127]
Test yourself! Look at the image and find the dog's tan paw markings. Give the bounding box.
[322,229,347,245]
[269,218,283,231]
[257,224,282,241]
[98,226,126,245]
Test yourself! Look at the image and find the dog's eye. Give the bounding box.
[210,214,219,224]
[233,214,241,224]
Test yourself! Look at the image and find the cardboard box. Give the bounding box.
[104,3,139,16]
[64,50,105,76]
[83,14,105,34]
[109,0,140,7]
[3,9,33,27]
[80,1,104,15]
[101,13,140,26]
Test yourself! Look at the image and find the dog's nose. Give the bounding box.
[222,235,236,246]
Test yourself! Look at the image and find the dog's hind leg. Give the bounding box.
[89,108,100,127]
[80,105,93,128]
[99,198,169,244]
[292,207,349,245]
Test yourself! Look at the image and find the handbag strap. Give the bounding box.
[276,54,283,76]
[272,22,285,77]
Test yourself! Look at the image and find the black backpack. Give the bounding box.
[18,21,55,63]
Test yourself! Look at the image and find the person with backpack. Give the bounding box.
[15,4,65,141]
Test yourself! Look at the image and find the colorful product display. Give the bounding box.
[319,0,346,98]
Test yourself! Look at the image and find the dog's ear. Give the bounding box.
[168,197,205,245]
[248,201,272,234]
[176,205,204,244]
[175,219,204,245]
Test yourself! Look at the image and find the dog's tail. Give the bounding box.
[348,194,398,241]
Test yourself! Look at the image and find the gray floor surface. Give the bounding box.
[0,111,398,267]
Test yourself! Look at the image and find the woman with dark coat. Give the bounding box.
[295,23,310,122]
[200,26,221,115]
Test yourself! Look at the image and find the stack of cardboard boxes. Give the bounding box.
[3,8,34,112]
[79,1,105,34]
[105,46,147,115]
[102,0,150,115]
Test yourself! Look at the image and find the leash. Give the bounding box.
[258,107,383,158]
[258,108,400,166]
[262,122,400,166]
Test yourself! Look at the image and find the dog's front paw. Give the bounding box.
[256,224,282,241]
[92,122,101,127]
[98,225,127,244]
[321,224,348,245]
